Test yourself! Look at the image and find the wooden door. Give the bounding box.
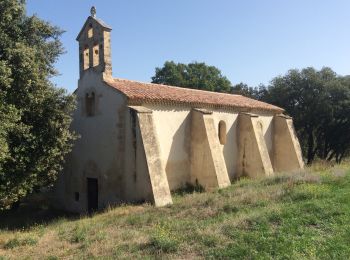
[87,178,98,213]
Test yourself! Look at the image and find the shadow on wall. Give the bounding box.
[263,118,273,160]
[165,112,191,190]
[223,118,237,182]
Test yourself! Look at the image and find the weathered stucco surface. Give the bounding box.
[53,13,304,213]
[54,72,126,212]
[130,106,172,206]
[273,114,304,172]
[211,111,238,182]
[190,109,231,190]
[236,113,274,178]
[144,105,191,191]
[55,81,302,212]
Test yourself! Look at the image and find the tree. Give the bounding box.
[151,61,232,92]
[0,0,76,209]
[317,76,350,163]
[262,67,350,164]
[231,83,255,97]
[231,82,268,100]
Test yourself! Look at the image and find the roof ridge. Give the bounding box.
[111,77,243,97]
[104,78,284,113]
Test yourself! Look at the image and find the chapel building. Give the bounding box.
[53,8,304,213]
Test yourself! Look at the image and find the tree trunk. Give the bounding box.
[327,151,335,161]
[307,130,316,164]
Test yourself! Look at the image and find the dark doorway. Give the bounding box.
[87,178,98,213]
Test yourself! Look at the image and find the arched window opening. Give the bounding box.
[83,45,89,70]
[93,44,99,67]
[86,92,95,117]
[88,23,93,38]
[218,120,227,145]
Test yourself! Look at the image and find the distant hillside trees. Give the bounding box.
[234,68,350,164]
[151,61,232,93]
[0,0,76,209]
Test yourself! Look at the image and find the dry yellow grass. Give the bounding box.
[0,162,349,259]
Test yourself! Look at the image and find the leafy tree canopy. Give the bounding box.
[233,67,350,164]
[0,0,76,209]
[151,61,232,92]
[264,67,350,164]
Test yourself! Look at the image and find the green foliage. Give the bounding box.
[70,224,88,243]
[149,224,180,253]
[233,67,350,164]
[173,181,204,196]
[0,0,76,209]
[151,61,232,92]
[263,67,350,164]
[231,82,268,100]
[4,236,37,249]
[46,256,59,260]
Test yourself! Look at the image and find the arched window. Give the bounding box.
[218,120,226,145]
[93,44,99,67]
[83,45,90,70]
[88,23,93,38]
[86,92,95,117]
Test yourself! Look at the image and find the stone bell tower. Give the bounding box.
[76,6,112,78]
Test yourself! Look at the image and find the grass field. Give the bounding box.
[1,163,350,259]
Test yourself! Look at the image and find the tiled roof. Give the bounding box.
[105,78,284,113]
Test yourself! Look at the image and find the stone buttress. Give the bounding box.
[190,108,231,190]
[128,106,173,206]
[273,114,304,172]
[236,112,274,178]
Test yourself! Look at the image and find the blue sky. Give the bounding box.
[27,0,350,93]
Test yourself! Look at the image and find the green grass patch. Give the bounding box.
[1,163,350,259]
[4,236,37,249]
[147,224,180,254]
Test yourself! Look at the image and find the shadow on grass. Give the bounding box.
[0,202,79,231]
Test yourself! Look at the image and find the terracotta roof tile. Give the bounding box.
[105,78,284,113]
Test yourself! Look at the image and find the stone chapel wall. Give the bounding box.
[143,104,276,190]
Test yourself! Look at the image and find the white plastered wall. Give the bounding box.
[143,104,192,190]
[258,115,274,160]
[211,110,274,181]
[144,104,275,188]
[54,71,126,212]
[212,110,239,181]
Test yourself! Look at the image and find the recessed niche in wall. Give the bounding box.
[218,120,227,145]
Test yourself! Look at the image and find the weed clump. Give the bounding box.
[174,182,204,196]
[70,224,88,243]
[4,236,37,249]
[148,224,179,253]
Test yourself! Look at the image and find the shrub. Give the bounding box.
[4,236,37,249]
[149,225,179,253]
